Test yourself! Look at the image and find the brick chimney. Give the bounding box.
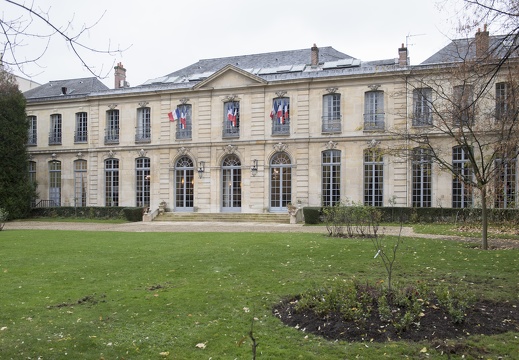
[398,43,408,66]
[114,62,127,89]
[475,24,489,58]
[311,44,319,67]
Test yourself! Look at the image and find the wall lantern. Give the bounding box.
[251,159,258,176]
[197,161,205,179]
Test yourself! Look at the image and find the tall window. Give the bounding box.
[27,116,37,145]
[105,159,119,206]
[175,104,192,140]
[412,148,432,207]
[322,150,341,206]
[49,114,62,145]
[136,158,151,207]
[452,146,473,208]
[49,160,61,206]
[221,155,241,210]
[364,91,384,130]
[271,97,290,135]
[223,101,240,138]
[495,155,517,208]
[105,109,120,144]
[322,93,341,132]
[75,112,88,143]
[28,161,37,207]
[453,85,474,126]
[364,149,383,206]
[496,82,511,121]
[413,88,433,126]
[136,107,151,142]
[175,156,194,210]
[270,153,292,211]
[74,160,87,207]
[28,161,36,184]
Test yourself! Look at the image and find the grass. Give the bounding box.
[412,223,519,240]
[0,229,518,359]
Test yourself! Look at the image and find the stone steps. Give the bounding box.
[154,212,290,223]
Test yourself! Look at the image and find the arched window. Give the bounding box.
[49,160,61,206]
[452,146,472,208]
[105,158,119,206]
[222,155,241,210]
[270,153,292,211]
[175,156,194,210]
[136,158,150,207]
[364,149,383,206]
[322,150,341,206]
[412,148,432,207]
[74,160,87,207]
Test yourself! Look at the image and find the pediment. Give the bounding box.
[193,65,267,90]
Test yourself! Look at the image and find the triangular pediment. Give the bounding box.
[193,65,267,90]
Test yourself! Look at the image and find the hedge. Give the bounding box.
[29,206,145,222]
[304,206,519,225]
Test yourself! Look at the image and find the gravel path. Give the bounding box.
[4,220,518,249]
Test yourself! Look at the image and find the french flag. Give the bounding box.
[227,105,233,122]
[270,101,276,120]
[278,101,284,124]
[180,111,186,129]
[168,108,180,122]
[284,102,289,121]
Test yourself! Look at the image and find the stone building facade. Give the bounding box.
[23,32,517,214]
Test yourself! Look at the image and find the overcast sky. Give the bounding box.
[6,0,468,88]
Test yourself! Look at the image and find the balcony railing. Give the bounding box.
[272,120,290,135]
[322,115,342,133]
[104,128,120,144]
[135,127,151,143]
[74,130,88,143]
[363,113,385,130]
[48,133,62,145]
[222,126,239,138]
[176,128,192,140]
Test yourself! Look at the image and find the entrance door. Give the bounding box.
[175,156,194,211]
[49,161,61,206]
[270,153,291,211]
[222,155,241,212]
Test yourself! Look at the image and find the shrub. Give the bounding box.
[303,207,322,224]
[0,208,8,231]
[122,207,145,222]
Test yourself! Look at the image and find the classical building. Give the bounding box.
[24,30,518,214]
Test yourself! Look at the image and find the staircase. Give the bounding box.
[154,212,290,224]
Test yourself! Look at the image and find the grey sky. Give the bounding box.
[7,0,464,88]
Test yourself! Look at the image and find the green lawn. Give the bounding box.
[0,229,518,359]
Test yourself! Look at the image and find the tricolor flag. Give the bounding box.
[232,107,238,127]
[180,111,186,129]
[284,102,289,121]
[168,108,180,122]
[227,105,233,122]
[270,101,276,120]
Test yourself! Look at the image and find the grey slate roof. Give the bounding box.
[141,46,363,86]
[168,46,353,77]
[24,77,109,100]
[421,34,517,65]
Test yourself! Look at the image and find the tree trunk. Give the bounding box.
[481,186,489,250]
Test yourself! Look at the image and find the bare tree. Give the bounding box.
[390,24,519,250]
[1,0,125,78]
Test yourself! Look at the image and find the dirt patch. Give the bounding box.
[273,297,519,344]
[47,294,106,309]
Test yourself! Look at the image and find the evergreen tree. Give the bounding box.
[0,70,35,219]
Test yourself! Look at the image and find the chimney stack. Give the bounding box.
[398,43,408,66]
[475,24,489,58]
[311,44,319,67]
[114,62,127,89]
